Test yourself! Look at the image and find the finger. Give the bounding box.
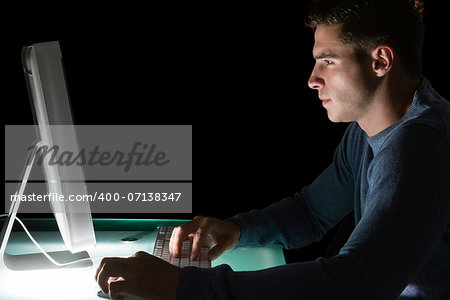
[208,243,227,261]
[133,251,150,258]
[108,277,120,283]
[169,219,201,257]
[109,279,133,300]
[95,257,122,282]
[187,233,195,242]
[169,226,184,258]
[96,259,128,294]
[191,221,214,261]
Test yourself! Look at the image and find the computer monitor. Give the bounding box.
[0,41,96,270]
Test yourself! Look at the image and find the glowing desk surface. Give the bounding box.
[0,219,286,300]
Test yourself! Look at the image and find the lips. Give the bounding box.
[319,97,331,106]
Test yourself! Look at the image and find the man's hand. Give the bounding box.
[95,251,181,300]
[169,216,241,261]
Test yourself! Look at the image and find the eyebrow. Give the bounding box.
[313,52,341,60]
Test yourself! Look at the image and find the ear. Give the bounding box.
[371,46,394,77]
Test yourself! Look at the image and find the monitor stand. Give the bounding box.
[0,141,92,271]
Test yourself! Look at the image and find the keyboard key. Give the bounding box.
[153,226,211,268]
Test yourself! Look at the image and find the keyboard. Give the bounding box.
[153,226,211,268]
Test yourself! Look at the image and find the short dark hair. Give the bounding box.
[305,0,425,78]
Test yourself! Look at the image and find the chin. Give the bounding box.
[326,109,352,123]
[326,112,340,123]
[327,114,353,123]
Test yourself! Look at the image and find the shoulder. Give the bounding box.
[367,110,450,191]
[394,104,450,148]
[411,77,450,143]
[376,107,450,170]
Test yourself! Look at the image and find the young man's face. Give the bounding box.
[308,24,376,123]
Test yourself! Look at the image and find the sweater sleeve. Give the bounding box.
[176,121,450,299]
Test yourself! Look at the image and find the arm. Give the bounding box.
[170,124,358,262]
[177,122,450,299]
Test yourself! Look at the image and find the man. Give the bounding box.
[96,0,450,299]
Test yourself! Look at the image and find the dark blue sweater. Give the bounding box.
[177,78,450,299]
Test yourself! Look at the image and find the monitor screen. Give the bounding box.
[21,41,96,253]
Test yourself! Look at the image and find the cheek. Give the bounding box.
[330,67,369,102]
[330,76,357,101]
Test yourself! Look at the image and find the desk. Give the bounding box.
[0,219,286,299]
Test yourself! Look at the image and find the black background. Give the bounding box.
[3,3,449,260]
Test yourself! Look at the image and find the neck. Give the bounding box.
[358,75,420,137]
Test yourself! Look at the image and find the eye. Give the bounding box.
[324,59,333,65]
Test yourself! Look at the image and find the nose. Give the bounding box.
[308,66,324,90]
